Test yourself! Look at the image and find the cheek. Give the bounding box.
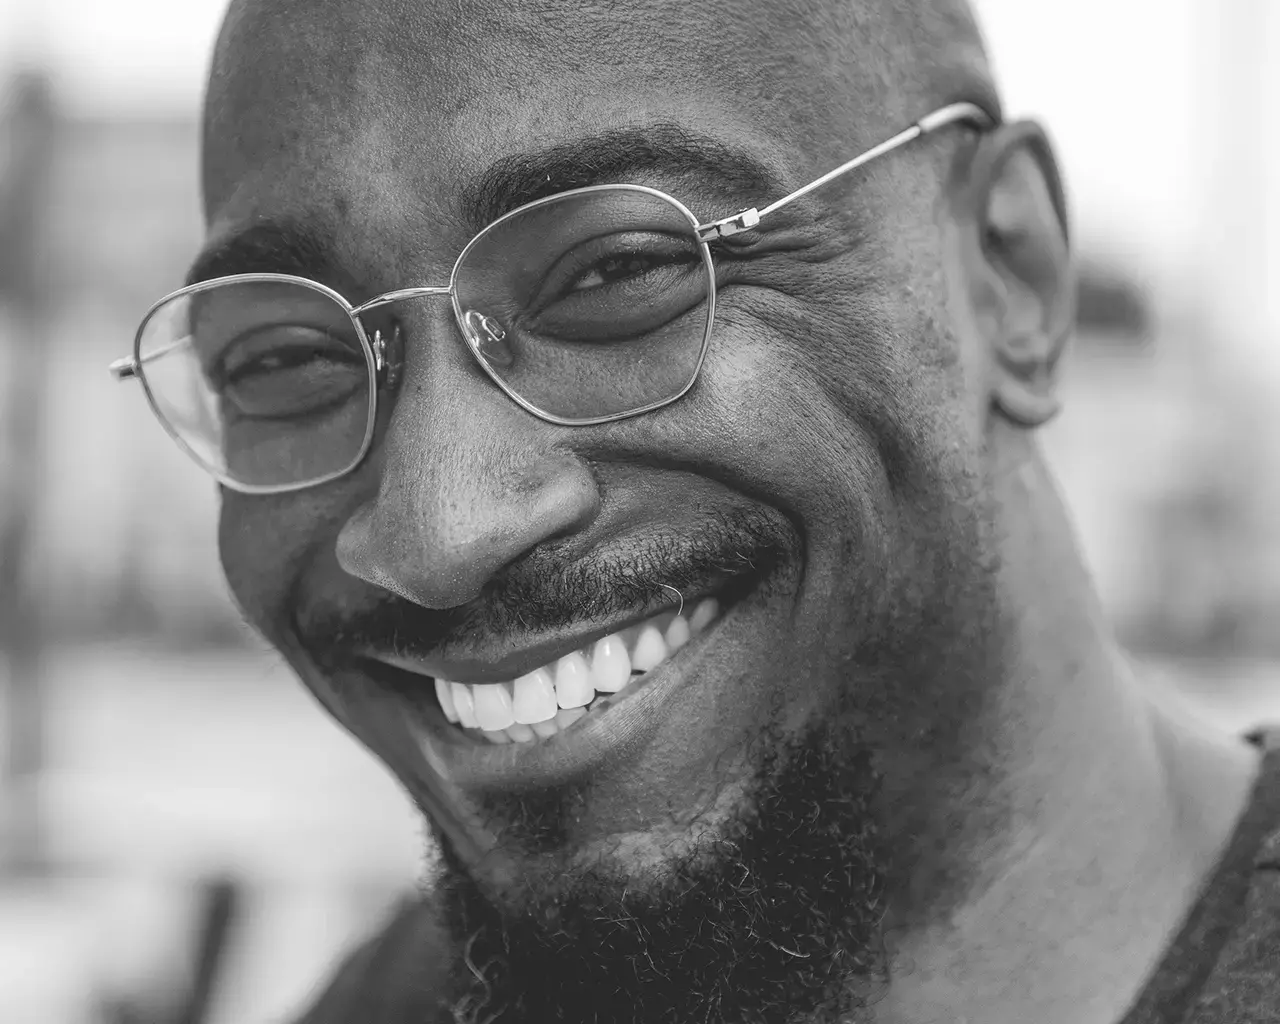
[218,497,298,638]
[694,278,981,621]
[669,302,916,627]
[698,289,911,531]
[217,487,355,640]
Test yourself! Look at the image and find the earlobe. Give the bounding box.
[962,121,1073,429]
[992,333,1061,426]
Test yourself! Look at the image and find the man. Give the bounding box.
[111,0,1279,1021]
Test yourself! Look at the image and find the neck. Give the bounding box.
[876,425,1261,1024]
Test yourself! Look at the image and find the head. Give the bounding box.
[201,0,1072,1020]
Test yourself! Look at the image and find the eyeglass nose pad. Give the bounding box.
[461,309,515,369]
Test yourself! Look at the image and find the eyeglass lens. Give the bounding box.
[138,280,375,489]
[453,188,712,420]
[135,187,713,489]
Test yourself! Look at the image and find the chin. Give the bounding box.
[427,706,893,1024]
[290,586,902,1024]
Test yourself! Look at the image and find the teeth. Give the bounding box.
[555,652,594,708]
[435,678,460,723]
[665,615,690,652]
[590,635,631,692]
[689,597,719,634]
[432,596,724,745]
[630,625,668,672]
[512,668,558,725]
[472,683,515,731]
[450,682,479,729]
[554,707,587,730]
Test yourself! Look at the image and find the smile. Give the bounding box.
[355,589,740,789]
[434,598,722,745]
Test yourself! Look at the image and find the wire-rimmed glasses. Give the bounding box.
[109,102,995,494]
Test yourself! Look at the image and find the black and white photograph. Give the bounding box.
[0,1,1277,1021]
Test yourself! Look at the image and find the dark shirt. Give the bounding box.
[294,739,1280,1024]
[1119,733,1280,1024]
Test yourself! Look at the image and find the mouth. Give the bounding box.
[438,598,720,745]
[368,596,722,741]
[357,590,738,789]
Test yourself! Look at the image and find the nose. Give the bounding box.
[334,321,600,610]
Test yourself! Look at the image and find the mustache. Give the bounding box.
[298,507,797,662]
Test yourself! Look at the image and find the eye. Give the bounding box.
[521,231,696,306]
[564,249,689,293]
[212,325,367,420]
[500,231,705,344]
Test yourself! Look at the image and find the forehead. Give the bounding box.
[202,0,909,241]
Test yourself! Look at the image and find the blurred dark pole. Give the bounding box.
[98,876,244,1024]
[174,877,240,1024]
[0,71,55,875]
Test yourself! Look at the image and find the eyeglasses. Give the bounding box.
[109,101,994,494]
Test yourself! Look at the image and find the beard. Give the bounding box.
[308,386,1003,1023]
[432,715,891,1024]
[420,464,1003,1024]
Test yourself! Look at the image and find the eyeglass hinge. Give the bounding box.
[371,326,403,388]
[695,208,761,243]
[109,357,139,381]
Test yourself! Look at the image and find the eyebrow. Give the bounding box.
[186,122,785,287]
[187,220,337,287]
[459,122,785,230]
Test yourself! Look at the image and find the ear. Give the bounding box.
[961,121,1073,428]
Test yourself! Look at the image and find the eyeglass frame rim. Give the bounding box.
[124,274,383,495]
[108,99,997,495]
[115,184,718,494]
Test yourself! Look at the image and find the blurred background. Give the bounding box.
[0,0,1277,1021]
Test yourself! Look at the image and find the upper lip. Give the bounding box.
[359,593,710,685]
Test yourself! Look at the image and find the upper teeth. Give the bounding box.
[432,597,720,743]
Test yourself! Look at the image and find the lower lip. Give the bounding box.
[365,609,728,790]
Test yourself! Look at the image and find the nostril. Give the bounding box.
[333,508,417,600]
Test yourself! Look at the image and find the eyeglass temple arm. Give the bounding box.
[108,326,396,382]
[695,101,996,243]
[109,334,195,381]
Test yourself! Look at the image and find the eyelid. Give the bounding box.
[209,324,361,374]
[529,230,693,308]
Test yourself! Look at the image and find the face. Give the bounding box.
[205,1,1017,1019]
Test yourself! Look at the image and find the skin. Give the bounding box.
[198,1,1262,1021]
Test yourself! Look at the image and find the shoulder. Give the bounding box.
[1182,739,1280,1024]
[290,897,454,1024]
[1188,854,1280,1023]
[1254,736,1280,869]
[1244,732,1280,872]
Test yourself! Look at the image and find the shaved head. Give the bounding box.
[197,0,1087,1021]
[202,0,998,218]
